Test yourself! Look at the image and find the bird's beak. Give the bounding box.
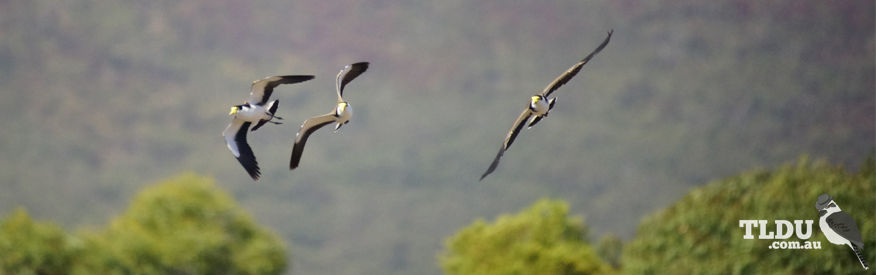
[229,107,238,115]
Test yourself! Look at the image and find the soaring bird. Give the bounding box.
[816,194,869,270]
[290,62,369,170]
[480,30,612,181]
[224,75,315,180]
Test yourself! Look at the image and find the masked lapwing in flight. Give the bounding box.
[816,194,869,270]
[480,30,612,181]
[224,74,315,180]
[290,62,369,170]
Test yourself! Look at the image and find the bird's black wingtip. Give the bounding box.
[351,62,370,72]
[479,148,505,181]
[247,165,261,181]
[479,165,496,181]
[289,152,299,170]
[289,144,306,171]
[248,171,261,181]
[290,148,302,170]
[282,75,316,83]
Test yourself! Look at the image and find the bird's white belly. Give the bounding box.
[237,105,268,122]
[819,217,848,245]
[531,100,549,115]
[336,106,352,124]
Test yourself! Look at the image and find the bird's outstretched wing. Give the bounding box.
[503,108,534,150]
[539,30,612,98]
[223,119,260,180]
[827,212,865,247]
[248,75,315,105]
[336,62,369,102]
[481,108,533,181]
[290,113,337,170]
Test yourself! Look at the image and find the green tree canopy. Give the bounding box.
[0,209,72,275]
[622,156,875,274]
[440,198,614,275]
[73,173,287,275]
[595,234,623,270]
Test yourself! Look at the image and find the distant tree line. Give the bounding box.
[2,156,872,274]
[0,173,287,275]
[439,155,874,274]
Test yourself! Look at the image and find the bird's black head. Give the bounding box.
[815,193,833,210]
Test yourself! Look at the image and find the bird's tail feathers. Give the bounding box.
[850,243,869,270]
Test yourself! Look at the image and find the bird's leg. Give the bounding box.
[264,113,283,124]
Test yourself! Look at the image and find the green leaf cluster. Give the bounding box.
[0,209,72,275]
[0,173,286,275]
[622,156,875,274]
[440,199,614,275]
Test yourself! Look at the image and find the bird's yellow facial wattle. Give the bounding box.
[229,106,239,115]
[531,96,541,103]
[337,102,348,113]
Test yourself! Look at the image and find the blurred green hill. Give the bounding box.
[0,0,872,274]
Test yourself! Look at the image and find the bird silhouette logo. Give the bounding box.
[816,193,868,270]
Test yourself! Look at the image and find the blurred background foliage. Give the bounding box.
[0,209,72,275]
[0,0,872,274]
[440,199,613,275]
[73,173,286,275]
[0,173,287,275]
